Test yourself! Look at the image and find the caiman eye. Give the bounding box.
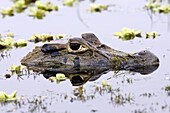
[70,43,82,50]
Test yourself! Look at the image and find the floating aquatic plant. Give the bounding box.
[28,33,53,42]
[56,35,68,39]
[86,4,108,12]
[153,4,170,14]
[0,7,14,18]
[12,0,28,13]
[29,7,48,19]
[6,32,14,38]
[8,64,25,75]
[0,36,27,49]
[114,27,142,41]
[35,1,58,11]
[145,2,170,14]
[63,0,78,7]
[56,73,66,81]
[48,73,66,83]
[146,31,160,39]
[0,91,17,102]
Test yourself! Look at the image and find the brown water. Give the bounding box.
[0,0,170,113]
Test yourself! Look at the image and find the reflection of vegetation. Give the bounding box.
[86,4,108,12]
[114,27,160,40]
[0,91,17,102]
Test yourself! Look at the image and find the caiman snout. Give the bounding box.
[136,50,159,65]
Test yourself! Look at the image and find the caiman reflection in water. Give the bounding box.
[21,33,159,86]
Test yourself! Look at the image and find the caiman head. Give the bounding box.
[21,33,159,74]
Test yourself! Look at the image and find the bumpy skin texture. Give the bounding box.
[21,33,159,74]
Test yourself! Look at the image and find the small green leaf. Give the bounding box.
[14,39,27,47]
[11,64,16,71]
[63,0,77,7]
[56,73,66,81]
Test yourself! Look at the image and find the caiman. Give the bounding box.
[21,33,159,81]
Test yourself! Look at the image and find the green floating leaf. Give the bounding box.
[114,27,142,41]
[12,0,27,13]
[13,39,27,47]
[145,2,170,14]
[35,1,58,11]
[0,91,17,102]
[6,32,14,38]
[87,4,108,12]
[28,33,53,43]
[0,7,14,17]
[56,73,66,81]
[29,7,48,19]
[63,0,78,7]
[56,35,67,39]
[9,64,25,75]
[146,31,160,39]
